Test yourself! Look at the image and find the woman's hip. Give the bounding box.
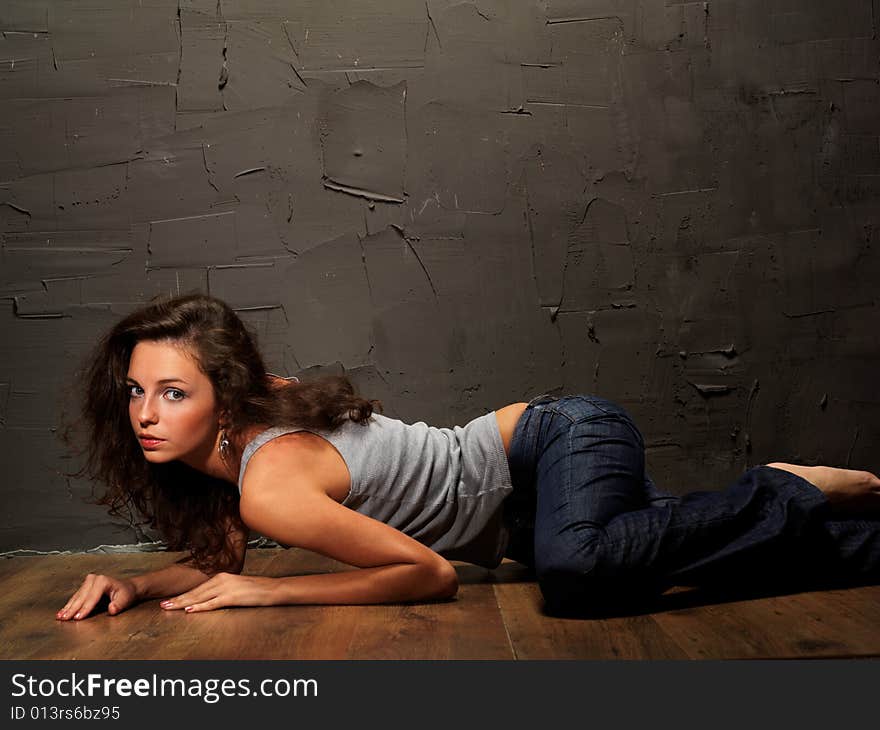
[525,393,638,421]
[502,393,647,566]
[508,394,644,478]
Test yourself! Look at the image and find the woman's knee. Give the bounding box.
[534,533,603,607]
[534,534,662,615]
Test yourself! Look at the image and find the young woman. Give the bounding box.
[56,293,880,621]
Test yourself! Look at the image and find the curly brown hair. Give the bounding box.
[62,292,383,574]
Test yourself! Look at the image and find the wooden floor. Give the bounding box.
[2,548,879,660]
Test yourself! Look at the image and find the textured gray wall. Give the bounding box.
[1,1,878,555]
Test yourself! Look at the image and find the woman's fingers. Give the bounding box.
[161,594,212,612]
[160,576,225,613]
[160,585,207,611]
[71,576,107,620]
[72,594,103,620]
[183,598,221,613]
[159,574,273,613]
[56,574,111,621]
[56,574,96,620]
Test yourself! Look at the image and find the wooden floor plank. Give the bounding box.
[812,584,880,628]
[0,556,38,583]
[1,552,878,660]
[494,582,689,659]
[650,585,880,659]
[6,552,204,660]
[785,586,880,657]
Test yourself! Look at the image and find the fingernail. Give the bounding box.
[160,601,172,607]
[74,613,81,619]
[184,606,193,612]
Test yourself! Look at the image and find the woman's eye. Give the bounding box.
[126,385,184,400]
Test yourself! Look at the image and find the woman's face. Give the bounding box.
[126,339,221,465]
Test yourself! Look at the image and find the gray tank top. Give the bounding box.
[236,411,514,569]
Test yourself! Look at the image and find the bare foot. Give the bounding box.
[765,462,880,514]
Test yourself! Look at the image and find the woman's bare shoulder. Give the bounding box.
[240,431,322,484]
[238,430,347,510]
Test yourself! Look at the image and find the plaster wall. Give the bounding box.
[1,1,878,553]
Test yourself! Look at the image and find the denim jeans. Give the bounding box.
[503,394,880,614]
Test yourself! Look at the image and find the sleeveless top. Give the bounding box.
[236,410,515,569]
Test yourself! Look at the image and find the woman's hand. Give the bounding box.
[56,573,140,621]
[159,573,277,613]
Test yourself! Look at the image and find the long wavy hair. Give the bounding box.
[63,293,383,574]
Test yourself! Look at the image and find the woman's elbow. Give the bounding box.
[427,560,459,601]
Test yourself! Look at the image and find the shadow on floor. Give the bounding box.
[539,573,880,619]
[458,556,880,620]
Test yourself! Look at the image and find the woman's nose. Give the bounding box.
[137,397,159,425]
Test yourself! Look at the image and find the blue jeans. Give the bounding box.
[503,394,880,615]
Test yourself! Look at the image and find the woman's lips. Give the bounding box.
[139,437,164,449]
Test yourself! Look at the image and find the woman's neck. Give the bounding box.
[180,423,269,483]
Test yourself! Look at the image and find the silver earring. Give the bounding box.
[219,429,230,460]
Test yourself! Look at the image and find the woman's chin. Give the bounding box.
[140,449,176,463]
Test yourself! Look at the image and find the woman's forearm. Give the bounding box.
[271,562,458,605]
[130,561,214,601]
